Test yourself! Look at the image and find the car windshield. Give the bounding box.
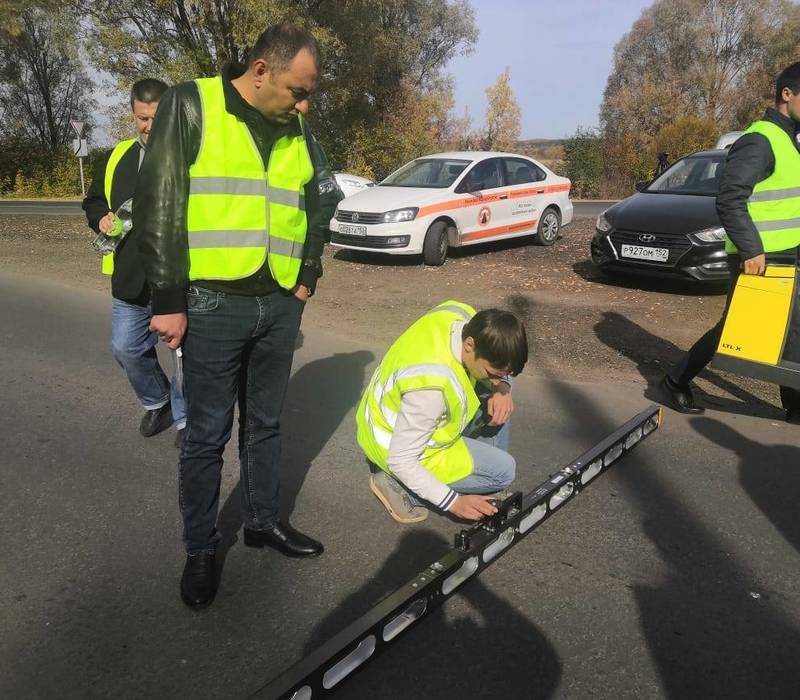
[381,158,471,188]
[646,154,727,196]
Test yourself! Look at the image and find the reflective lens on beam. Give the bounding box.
[441,556,479,595]
[518,504,547,533]
[624,426,643,450]
[482,527,515,563]
[289,687,312,700]
[603,443,623,466]
[322,636,377,690]
[549,483,574,510]
[383,598,427,642]
[580,459,603,485]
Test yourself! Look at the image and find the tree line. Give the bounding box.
[4,0,797,200]
[563,0,800,199]
[0,0,523,197]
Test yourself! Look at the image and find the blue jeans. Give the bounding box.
[110,297,186,428]
[179,286,305,554]
[406,412,515,507]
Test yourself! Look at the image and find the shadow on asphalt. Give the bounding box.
[506,292,800,697]
[215,350,374,574]
[539,376,800,698]
[301,530,562,699]
[691,417,800,556]
[593,311,781,419]
[572,259,728,297]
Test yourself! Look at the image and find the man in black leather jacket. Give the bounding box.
[135,24,340,609]
[661,64,800,422]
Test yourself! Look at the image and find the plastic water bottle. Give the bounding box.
[92,198,133,256]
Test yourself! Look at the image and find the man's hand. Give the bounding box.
[449,494,498,521]
[149,313,187,349]
[486,383,514,426]
[98,211,116,234]
[742,254,766,276]
[293,284,310,302]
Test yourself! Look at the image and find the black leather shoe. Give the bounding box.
[180,553,216,609]
[243,522,323,558]
[140,403,174,437]
[660,375,704,414]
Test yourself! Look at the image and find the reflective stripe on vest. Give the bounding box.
[100,139,137,276]
[186,76,314,286]
[356,300,480,484]
[726,120,800,254]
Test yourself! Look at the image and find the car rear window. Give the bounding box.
[647,154,727,196]
[382,159,471,188]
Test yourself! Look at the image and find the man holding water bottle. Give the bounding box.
[82,77,186,444]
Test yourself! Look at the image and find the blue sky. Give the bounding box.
[446,0,654,139]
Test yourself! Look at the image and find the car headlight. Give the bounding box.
[319,178,339,195]
[690,226,726,244]
[382,207,418,223]
[596,212,612,232]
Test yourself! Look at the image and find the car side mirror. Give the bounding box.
[635,180,650,192]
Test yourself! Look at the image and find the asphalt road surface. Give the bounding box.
[2,271,799,699]
[0,199,614,219]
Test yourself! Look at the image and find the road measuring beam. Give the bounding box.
[253,404,663,700]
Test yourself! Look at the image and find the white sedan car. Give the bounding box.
[329,151,573,265]
[334,172,375,198]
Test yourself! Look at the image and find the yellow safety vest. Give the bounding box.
[186,76,314,287]
[725,119,800,254]
[356,300,481,484]
[101,139,137,275]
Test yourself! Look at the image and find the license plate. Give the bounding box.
[620,244,669,262]
[339,223,367,236]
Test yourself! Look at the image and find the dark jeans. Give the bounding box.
[179,286,305,554]
[669,252,800,411]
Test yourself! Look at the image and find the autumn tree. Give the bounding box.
[482,67,521,152]
[600,0,800,195]
[75,0,477,171]
[0,4,96,151]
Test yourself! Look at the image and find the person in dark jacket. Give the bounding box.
[82,78,186,441]
[135,24,341,609]
[661,62,800,424]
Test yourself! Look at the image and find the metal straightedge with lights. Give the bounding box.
[253,405,663,700]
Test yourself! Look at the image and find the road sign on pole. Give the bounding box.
[72,138,88,158]
[70,120,85,137]
[72,136,88,197]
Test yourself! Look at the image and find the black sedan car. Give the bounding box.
[591,149,730,281]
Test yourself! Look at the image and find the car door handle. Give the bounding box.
[536,189,545,194]
[499,194,508,200]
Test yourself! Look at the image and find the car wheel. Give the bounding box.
[534,207,560,246]
[423,221,448,266]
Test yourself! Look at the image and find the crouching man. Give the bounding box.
[356,300,528,523]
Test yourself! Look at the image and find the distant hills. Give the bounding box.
[516,138,565,169]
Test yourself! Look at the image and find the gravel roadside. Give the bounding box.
[0,214,784,416]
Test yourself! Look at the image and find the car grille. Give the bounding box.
[331,233,409,249]
[609,229,692,266]
[335,210,384,225]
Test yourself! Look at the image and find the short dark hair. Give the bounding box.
[130,78,168,108]
[463,309,529,376]
[775,62,800,104]
[248,23,320,74]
